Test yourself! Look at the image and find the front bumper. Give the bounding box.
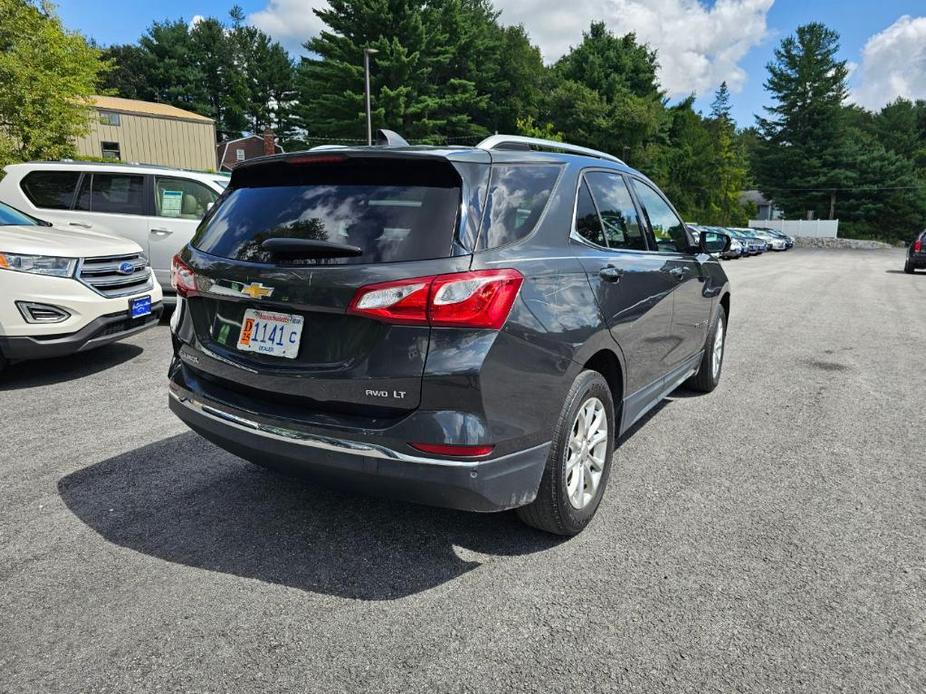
[0,305,163,361]
[168,382,550,513]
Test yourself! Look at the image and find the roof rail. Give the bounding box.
[476,134,624,164]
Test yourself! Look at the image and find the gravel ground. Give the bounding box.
[1,248,923,693]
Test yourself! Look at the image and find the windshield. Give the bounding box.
[0,201,38,226]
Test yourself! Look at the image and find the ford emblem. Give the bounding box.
[117,261,135,275]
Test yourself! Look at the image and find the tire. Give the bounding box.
[516,370,615,536]
[904,260,914,274]
[685,304,727,393]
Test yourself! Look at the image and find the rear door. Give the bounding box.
[631,178,711,371]
[67,171,151,252]
[147,175,221,290]
[571,170,676,396]
[178,154,477,416]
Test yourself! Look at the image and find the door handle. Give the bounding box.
[598,265,624,283]
[668,266,689,280]
[150,228,173,237]
[69,221,92,229]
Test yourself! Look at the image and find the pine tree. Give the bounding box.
[754,23,853,220]
[294,0,495,142]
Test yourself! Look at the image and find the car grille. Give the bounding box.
[77,253,153,298]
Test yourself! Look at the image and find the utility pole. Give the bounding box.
[828,190,836,220]
[364,48,379,146]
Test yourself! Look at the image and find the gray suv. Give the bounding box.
[167,133,731,535]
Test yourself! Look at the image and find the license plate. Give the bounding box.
[237,308,304,359]
[130,295,151,318]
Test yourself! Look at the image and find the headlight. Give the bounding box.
[0,252,77,277]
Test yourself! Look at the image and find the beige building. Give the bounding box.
[74,96,217,171]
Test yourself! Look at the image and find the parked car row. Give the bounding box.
[687,224,794,260]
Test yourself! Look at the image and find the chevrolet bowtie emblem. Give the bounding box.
[240,282,274,299]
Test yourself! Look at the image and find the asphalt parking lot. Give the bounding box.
[1,248,924,693]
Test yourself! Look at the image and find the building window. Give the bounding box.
[235,148,245,162]
[99,111,120,126]
[101,141,121,161]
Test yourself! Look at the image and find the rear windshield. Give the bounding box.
[192,158,462,265]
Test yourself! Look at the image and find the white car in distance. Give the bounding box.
[0,201,162,375]
[0,161,228,302]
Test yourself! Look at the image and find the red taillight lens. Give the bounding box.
[915,240,923,253]
[348,269,523,329]
[409,442,494,458]
[171,254,197,297]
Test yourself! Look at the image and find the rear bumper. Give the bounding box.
[0,305,162,361]
[168,385,550,513]
[909,254,926,268]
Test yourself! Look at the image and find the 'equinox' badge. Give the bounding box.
[240,282,274,299]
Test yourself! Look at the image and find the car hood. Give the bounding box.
[0,224,142,258]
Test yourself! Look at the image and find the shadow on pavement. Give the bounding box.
[0,343,144,390]
[58,432,562,600]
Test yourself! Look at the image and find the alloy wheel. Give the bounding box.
[565,397,608,510]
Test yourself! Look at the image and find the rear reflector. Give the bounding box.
[348,269,523,329]
[409,443,495,458]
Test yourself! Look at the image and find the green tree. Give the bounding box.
[0,0,106,164]
[754,23,853,220]
[296,0,502,143]
[543,22,666,162]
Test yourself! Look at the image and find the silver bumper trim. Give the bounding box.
[169,389,549,469]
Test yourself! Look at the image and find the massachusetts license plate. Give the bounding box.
[130,295,151,318]
[237,308,304,359]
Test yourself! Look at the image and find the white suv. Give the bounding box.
[0,162,228,302]
[0,200,162,374]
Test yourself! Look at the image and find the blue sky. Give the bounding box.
[56,1,926,126]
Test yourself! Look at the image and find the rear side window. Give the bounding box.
[574,179,606,247]
[479,165,560,249]
[74,173,145,215]
[20,171,81,209]
[155,177,218,219]
[584,172,647,251]
[193,158,462,265]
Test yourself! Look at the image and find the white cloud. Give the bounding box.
[494,0,774,97]
[247,0,773,97]
[189,15,205,30]
[851,15,926,110]
[249,1,329,54]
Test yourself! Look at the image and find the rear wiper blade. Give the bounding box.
[260,238,363,258]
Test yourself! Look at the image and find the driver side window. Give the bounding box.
[632,180,690,253]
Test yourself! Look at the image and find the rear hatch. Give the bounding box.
[178,153,483,418]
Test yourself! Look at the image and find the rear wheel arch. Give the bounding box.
[583,349,624,422]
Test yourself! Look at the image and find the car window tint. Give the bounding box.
[633,180,690,253]
[574,179,606,247]
[20,171,80,209]
[480,165,560,249]
[155,177,218,220]
[585,172,647,251]
[89,173,145,215]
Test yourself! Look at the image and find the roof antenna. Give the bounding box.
[375,129,409,147]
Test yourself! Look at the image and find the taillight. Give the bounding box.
[409,442,494,458]
[915,239,923,253]
[348,269,523,330]
[171,254,197,297]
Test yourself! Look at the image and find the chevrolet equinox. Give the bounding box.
[167,132,731,535]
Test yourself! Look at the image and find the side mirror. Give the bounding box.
[700,231,730,254]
